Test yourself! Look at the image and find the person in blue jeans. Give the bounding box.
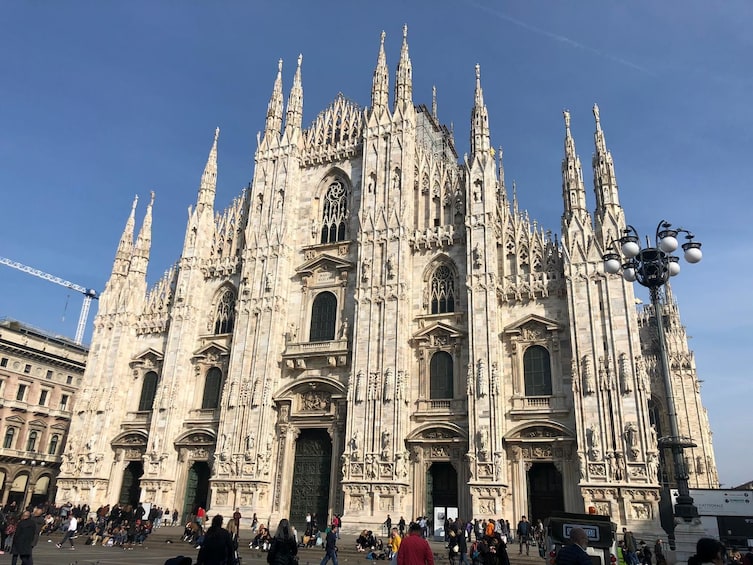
[320,524,339,565]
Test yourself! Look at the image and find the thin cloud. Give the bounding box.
[466,0,655,76]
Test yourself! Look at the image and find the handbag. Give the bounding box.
[452,545,460,553]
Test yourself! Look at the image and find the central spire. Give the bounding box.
[285,54,304,136]
[394,24,412,109]
[264,59,284,142]
[371,31,389,114]
[470,64,490,155]
[197,127,219,211]
[561,110,588,219]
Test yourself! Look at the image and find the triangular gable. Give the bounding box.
[50,423,68,431]
[295,253,354,276]
[192,342,230,359]
[413,321,466,341]
[4,415,25,425]
[503,313,561,335]
[131,347,164,363]
[27,419,47,429]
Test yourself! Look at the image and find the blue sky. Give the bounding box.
[1,2,751,488]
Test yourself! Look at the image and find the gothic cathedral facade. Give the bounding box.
[56,29,718,535]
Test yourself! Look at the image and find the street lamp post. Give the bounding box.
[603,220,702,521]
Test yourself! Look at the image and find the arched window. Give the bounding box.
[48,435,60,455]
[3,428,15,449]
[213,288,236,334]
[26,430,38,452]
[310,292,337,342]
[320,180,348,244]
[430,265,455,314]
[430,351,454,399]
[138,371,159,411]
[201,367,223,410]
[523,345,552,396]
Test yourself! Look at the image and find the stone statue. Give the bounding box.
[696,455,705,474]
[649,424,658,447]
[477,426,489,453]
[619,353,633,394]
[349,431,360,456]
[624,422,638,449]
[578,454,587,479]
[386,255,396,279]
[362,259,371,283]
[493,452,503,481]
[583,357,595,395]
[339,318,349,339]
[245,432,255,452]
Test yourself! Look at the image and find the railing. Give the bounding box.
[526,397,551,408]
[283,339,348,356]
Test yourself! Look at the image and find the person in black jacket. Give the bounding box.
[10,510,39,565]
[197,515,236,565]
[555,528,591,565]
[268,519,298,565]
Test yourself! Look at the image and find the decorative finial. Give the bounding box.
[563,110,571,130]
[149,190,155,205]
[380,30,386,44]
[131,194,139,212]
[593,103,601,126]
[475,63,481,80]
[277,58,283,72]
[214,126,220,142]
[297,53,303,68]
[403,24,408,39]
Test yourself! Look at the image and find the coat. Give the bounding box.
[11,517,38,555]
[197,526,236,565]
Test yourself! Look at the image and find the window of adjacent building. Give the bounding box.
[66,375,73,384]
[430,265,455,314]
[16,383,27,401]
[309,292,337,342]
[45,370,53,379]
[0,357,8,367]
[201,368,222,410]
[48,434,59,455]
[320,180,348,244]
[39,389,49,406]
[3,428,15,449]
[523,345,553,396]
[60,394,69,410]
[138,371,159,411]
[26,430,38,452]
[429,351,454,399]
[213,288,236,335]
[23,364,31,374]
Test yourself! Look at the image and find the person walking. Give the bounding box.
[10,511,39,565]
[516,516,530,556]
[398,522,435,565]
[268,519,298,565]
[197,514,236,565]
[555,527,592,565]
[320,523,339,565]
[56,513,78,550]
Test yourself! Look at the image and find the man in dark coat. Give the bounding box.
[11,510,39,565]
[197,514,236,565]
[555,528,592,565]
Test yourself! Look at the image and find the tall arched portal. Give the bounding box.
[290,429,332,531]
[119,461,144,506]
[527,462,564,523]
[427,462,458,536]
[182,461,210,522]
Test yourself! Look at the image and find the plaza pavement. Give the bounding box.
[24,526,545,565]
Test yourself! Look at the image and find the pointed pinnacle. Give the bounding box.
[593,103,601,130]
[381,30,386,45]
[563,110,571,131]
[131,194,139,214]
[403,23,408,40]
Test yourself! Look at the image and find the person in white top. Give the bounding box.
[56,515,78,549]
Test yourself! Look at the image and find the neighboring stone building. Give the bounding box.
[55,28,718,535]
[0,318,85,508]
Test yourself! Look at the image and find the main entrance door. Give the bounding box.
[427,462,458,537]
[119,461,144,506]
[527,462,564,523]
[289,429,332,531]
[182,461,210,522]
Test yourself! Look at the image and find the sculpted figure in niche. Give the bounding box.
[624,422,638,449]
[381,430,391,459]
[339,318,349,339]
[362,259,371,283]
[582,356,595,394]
[619,353,633,394]
[477,426,489,453]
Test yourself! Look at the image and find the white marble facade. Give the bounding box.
[55,29,718,537]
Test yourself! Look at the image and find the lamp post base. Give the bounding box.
[669,517,705,565]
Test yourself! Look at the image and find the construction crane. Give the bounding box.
[0,256,98,345]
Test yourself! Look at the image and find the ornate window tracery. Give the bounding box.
[523,345,552,396]
[430,351,454,399]
[138,371,159,412]
[430,265,456,314]
[320,180,348,244]
[201,367,223,410]
[213,288,236,334]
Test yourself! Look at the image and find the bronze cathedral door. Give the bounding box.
[290,429,332,530]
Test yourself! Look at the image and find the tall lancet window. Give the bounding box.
[213,288,236,334]
[320,180,348,244]
[430,351,454,399]
[310,291,337,342]
[430,265,455,314]
[523,345,552,396]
